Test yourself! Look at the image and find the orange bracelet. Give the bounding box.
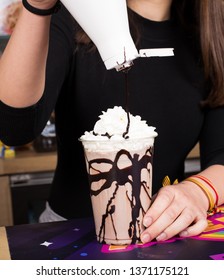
[185,177,216,214]
[192,175,219,206]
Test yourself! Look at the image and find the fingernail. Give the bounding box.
[141,233,150,243]
[156,232,167,241]
[143,216,152,227]
[179,230,188,237]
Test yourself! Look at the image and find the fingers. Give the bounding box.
[141,207,207,243]
[140,185,208,243]
[179,218,208,238]
[143,187,176,227]
[156,210,208,241]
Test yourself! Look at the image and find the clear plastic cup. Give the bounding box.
[80,137,156,245]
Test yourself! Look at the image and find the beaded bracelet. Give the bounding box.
[22,0,61,16]
[192,174,219,206]
[185,177,216,214]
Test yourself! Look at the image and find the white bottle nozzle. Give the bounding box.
[60,0,139,71]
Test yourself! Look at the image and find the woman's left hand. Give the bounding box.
[140,180,209,243]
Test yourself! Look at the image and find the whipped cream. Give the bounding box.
[79,106,157,152]
[80,106,158,141]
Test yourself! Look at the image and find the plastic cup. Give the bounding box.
[80,137,156,245]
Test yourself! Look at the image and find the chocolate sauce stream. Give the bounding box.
[93,68,131,139]
[123,70,131,139]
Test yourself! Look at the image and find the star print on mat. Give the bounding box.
[40,241,53,247]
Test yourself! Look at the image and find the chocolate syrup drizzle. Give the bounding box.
[86,147,153,244]
[93,54,131,139]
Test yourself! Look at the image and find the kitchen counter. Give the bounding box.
[0,148,57,226]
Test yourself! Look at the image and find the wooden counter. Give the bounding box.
[0,148,57,226]
[187,142,199,158]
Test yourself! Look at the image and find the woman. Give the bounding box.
[0,0,224,244]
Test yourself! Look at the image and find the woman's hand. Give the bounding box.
[140,180,209,243]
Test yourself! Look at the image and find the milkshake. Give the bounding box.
[79,106,157,245]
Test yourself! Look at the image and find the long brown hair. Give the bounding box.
[75,0,224,108]
[200,0,224,107]
[173,0,224,107]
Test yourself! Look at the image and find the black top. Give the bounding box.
[1,6,224,219]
